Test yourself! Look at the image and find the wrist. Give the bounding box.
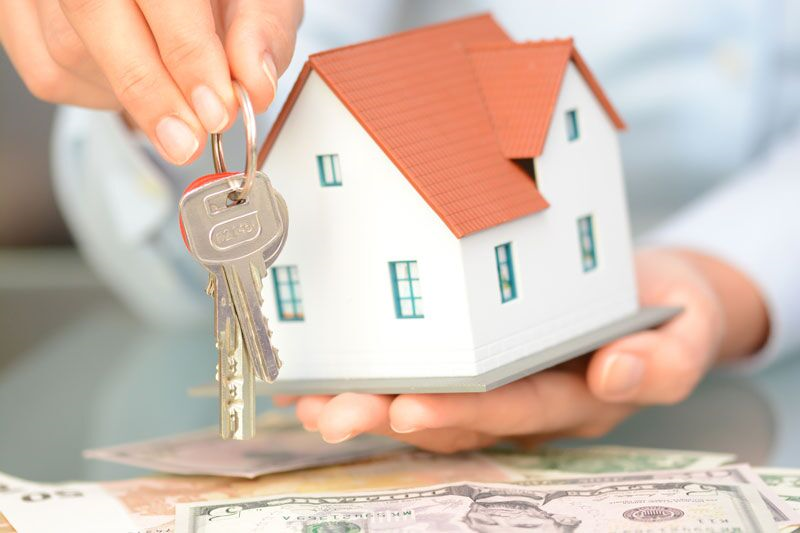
[671,248,770,363]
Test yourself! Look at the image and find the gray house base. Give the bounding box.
[189,306,680,397]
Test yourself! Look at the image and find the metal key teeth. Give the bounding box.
[265,313,279,366]
[206,272,217,298]
[249,261,266,306]
[227,411,239,435]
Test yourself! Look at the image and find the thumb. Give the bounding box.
[587,330,709,406]
[224,0,303,113]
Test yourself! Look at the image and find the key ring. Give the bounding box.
[211,81,257,202]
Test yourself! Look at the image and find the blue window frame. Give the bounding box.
[317,154,342,186]
[565,109,579,141]
[388,261,423,319]
[577,215,597,272]
[494,242,517,303]
[272,265,304,321]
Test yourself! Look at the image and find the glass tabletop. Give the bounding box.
[1,248,797,482]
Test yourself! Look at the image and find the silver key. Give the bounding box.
[180,170,288,382]
[207,268,254,439]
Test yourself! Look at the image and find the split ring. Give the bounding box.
[211,81,257,202]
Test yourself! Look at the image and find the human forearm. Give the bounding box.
[645,127,800,367]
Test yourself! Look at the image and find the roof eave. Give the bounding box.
[569,48,626,131]
[258,61,314,168]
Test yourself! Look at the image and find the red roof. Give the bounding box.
[259,14,624,238]
[467,40,624,159]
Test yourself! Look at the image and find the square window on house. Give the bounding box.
[389,260,423,318]
[577,215,597,272]
[317,154,342,186]
[494,242,517,303]
[565,109,579,141]
[272,265,305,321]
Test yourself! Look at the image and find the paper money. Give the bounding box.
[758,467,800,513]
[3,443,786,533]
[0,451,514,533]
[84,413,408,478]
[0,472,139,533]
[485,445,735,477]
[515,463,799,527]
[175,479,776,532]
[0,513,15,533]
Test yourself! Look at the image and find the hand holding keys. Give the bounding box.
[179,83,288,439]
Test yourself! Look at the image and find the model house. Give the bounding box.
[258,14,638,380]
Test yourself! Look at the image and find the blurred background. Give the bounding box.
[1,0,799,482]
[0,24,223,482]
[0,51,69,246]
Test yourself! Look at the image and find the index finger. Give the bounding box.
[224,0,303,112]
[136,0,236,133]
[59,0,204,164]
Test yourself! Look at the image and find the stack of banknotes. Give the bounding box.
[1,414,798,532]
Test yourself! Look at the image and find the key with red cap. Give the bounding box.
[179,171,288,439]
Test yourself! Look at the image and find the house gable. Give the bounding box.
[259,69,479,376]
[466,40,625,160]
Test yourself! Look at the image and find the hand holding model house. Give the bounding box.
[283,247,768,452]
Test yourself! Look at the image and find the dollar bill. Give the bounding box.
[757,467,800,513]
[175,479,776,532]
[0,451,513,533]
[0,472,139,533]
[0,513,15,533]
[514,463,800,527]
[758,467,800,492]
[484,445,735,477]
[84,413,408,478]
[0,442,773,533]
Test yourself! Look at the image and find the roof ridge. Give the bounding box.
[466,38,574,52]
[520,37,574,46]
[308,13,503,61]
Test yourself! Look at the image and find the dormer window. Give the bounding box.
[565,109,579,141]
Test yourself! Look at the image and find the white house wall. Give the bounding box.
[261,70,475,379]
[460,62,638,373]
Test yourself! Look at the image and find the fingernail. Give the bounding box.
[390,422,422,434]
[262,53,278,100]
[322,432,353,444]
[600,353,645,399]
[155,116,199,164]
[191,85,228,133]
